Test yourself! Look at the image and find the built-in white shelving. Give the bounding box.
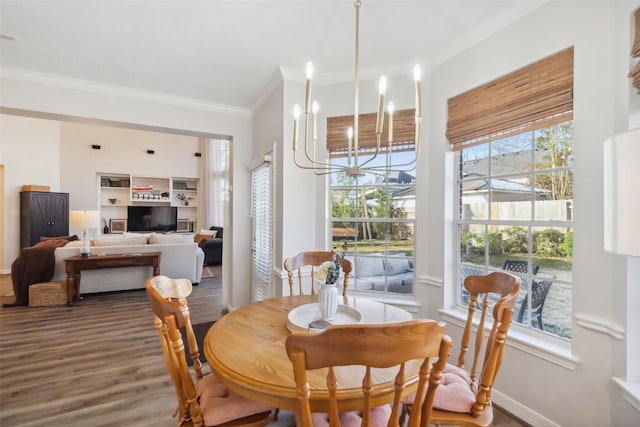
[98,173,199,233]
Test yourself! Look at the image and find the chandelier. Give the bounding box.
[292,0,422,178]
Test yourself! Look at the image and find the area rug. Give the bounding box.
[201,266,215,279]
[179,320,215,366]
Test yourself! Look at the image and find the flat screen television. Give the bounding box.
[127,206,178,232]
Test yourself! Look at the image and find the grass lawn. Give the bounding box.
[333,239,414,256]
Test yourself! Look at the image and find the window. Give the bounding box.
[450,47,574,340]
[456,125,573,339]
[329,110,416,296]
[209,138,230,227]
[251,160,273,302]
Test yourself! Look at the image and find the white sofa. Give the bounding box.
[52,233,204,294]
[346,254,414,294]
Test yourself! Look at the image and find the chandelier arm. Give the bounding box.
[293,150,333,171]
[351,131,383,171]
[292,0,421,180]
[293,147,349,176]
[367,159,416,172]
[299,113,335,168]
[367,155,418,171]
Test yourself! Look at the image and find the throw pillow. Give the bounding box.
[355,257,385,278]
[386,256,411,275]
[194,231,216,244]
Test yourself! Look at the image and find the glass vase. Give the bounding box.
[318,281,339,321]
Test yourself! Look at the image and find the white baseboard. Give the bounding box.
[492,388,560,427]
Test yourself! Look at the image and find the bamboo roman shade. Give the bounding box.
[446,47,574,151]
[327,108,416,157]
[629,8,640,93]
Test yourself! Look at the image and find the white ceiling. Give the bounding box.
[0,1,546,112]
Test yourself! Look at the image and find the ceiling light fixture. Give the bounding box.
[292,0,421,177]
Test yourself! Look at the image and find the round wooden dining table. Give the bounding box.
[203,294,416,412]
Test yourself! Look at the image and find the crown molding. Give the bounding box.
[0,66,251,117]
[250,67,287,113]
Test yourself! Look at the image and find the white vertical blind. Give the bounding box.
[251,161,273,302]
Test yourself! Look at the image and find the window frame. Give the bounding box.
[329,157,417,298]
[453,123,574,344]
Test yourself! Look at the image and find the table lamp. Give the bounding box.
[70,210,99,257]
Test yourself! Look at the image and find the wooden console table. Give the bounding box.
[64,252,161,305]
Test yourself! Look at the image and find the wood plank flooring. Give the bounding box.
[0,271,224,427]
[0,270,526,427]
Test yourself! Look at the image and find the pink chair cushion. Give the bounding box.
[401,363,476,414]
[195,373,272,425]
[309,405,392,427]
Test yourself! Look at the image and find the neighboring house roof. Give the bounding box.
[462,173,550,201]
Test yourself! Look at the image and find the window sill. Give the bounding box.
[613,378,640,413]
[440,308,579,370]
[353,292,422,314]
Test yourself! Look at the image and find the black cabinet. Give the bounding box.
[20,191,69,249]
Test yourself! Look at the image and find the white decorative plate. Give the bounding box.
[287,303,362,333]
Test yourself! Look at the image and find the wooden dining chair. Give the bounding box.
[286,320,452,427]
[145,276,275,427]
[284,251,353,296]
[401,272,520,427]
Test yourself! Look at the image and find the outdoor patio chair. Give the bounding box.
[517,279,554,330]
[502,259,539,275]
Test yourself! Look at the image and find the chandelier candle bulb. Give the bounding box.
[376,76,387,135]
[305,62,313,113]
[347,126,354,165]
[388,102,394,144]
[293,105,300,150]
[415,118,421,155]
[312,101,318,142]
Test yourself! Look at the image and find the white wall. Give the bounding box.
[252,80,283,297]
[0,115,61,272]
[0,75,255,309]
[421,1,638,426]
[60,121,201,209]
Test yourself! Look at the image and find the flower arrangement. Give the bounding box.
[316,252,345,285]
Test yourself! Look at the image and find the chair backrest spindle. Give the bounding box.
[287,320,451,427]
[145,276,274,427]
[404,271,520,427]
[284,251,352,296]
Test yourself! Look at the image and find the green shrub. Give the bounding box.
[488,231,504,255]
[536,228,565,257]
[504,226,528,253]
[563,230,573,257]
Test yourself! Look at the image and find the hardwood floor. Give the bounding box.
[0,272,224,427]
[0,271,526,426]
